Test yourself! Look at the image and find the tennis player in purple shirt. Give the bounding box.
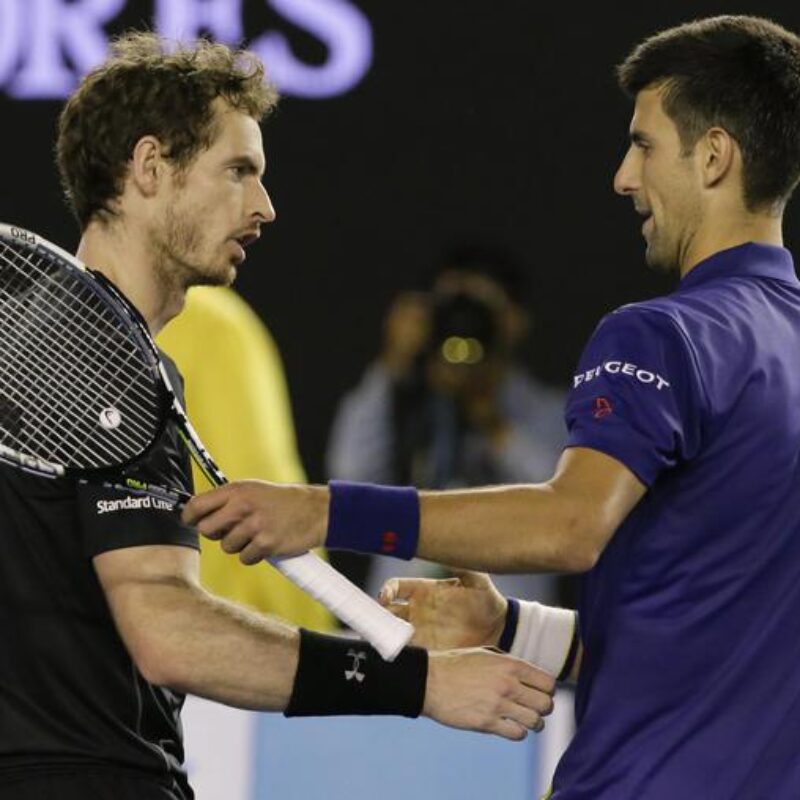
[185,15,800,798]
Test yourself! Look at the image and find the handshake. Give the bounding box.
[183,480,579,742]
[378,570,577,740]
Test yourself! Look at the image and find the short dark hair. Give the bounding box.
[617,15,800,211]
[57,32,278,229]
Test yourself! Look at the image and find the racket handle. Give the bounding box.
[271,552,414,661]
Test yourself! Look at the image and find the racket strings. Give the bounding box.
[0,265,158,467]
[0,240,164,469]
[0,329,146,467]
[1,245,158,410]
[0,263,156,451]
[0,282,159,446]
[0,244,161,422]
[0,279,151,467]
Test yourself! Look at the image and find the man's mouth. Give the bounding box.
[635,207,653,236]
[229,230,261,264]
[234,231,261,249]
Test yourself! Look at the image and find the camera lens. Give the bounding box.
[431,292,497,364]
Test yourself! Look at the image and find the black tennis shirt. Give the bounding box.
[0,355,197,796]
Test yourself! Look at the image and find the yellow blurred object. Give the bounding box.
[441,336,485,364]
[158,286,334,631]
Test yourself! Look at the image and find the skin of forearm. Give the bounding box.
[108,576,299,711]
[415,449,645,574]
[418,482,604,574]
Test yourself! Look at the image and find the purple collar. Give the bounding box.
[677,242,797,292]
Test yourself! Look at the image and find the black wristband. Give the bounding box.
[284,630,428,718]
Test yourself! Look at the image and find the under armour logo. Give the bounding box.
[345,648,367,683]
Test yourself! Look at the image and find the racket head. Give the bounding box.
[0,223,172,479]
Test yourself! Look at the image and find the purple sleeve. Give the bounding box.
[565,306,705,486]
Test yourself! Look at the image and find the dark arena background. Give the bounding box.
[2,2,799,797]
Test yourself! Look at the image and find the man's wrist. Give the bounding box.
[285,629,427,717]
[497,597,520,651]
[498,599,578,681]
[325,480,420,559]
[311,484,330,548]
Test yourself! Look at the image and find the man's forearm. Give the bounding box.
[323,449,644,574]
[97,547,556,738]
[418,483,599,573]
[108,576,299,710]
[183,448,645,576]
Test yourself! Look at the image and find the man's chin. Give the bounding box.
[644,243,679,275]
[185,266,237,290]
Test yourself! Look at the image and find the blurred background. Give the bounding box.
[3,1,800,797]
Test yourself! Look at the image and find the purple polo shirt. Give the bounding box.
[552,243,800,798]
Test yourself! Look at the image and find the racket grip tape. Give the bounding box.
[271,552,414,661]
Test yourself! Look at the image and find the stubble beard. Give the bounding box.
[152,204,234,293]
[644,233,680,274]
[644,208,697,276]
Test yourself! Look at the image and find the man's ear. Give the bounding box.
[129,135,165,198]
[699,126,737,190]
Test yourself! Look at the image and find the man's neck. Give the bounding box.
[680,210,784,279]
[76,218,185,335]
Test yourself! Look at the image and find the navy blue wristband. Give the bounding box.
[558,613,581,682]
[326,480,420,560]
[498,597,520,652]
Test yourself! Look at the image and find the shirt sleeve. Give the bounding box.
[564,306,705,486]
[76,358,199,557]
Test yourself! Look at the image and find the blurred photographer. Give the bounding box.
[327,247,565,595]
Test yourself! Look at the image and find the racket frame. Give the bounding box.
[0,223,414,660]
[0,223,175,489]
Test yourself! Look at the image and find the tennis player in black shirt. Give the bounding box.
[0,33,555,799]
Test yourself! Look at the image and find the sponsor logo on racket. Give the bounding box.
[345,649,367,682]
[9,227,36,245]
[99,407,122,431]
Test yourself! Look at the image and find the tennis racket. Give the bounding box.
[0,223,412,660]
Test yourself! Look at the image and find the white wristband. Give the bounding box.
[509,601,577,678]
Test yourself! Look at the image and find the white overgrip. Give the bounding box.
[272,551,414,661]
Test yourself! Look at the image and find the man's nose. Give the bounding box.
[613,146,639,196]
[255,182,276,223]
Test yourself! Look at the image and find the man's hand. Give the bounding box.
[424,649,555,740]
[181,481,329,563]
[380,571,507,650]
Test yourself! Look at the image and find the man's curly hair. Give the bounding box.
[56,32,278,229]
